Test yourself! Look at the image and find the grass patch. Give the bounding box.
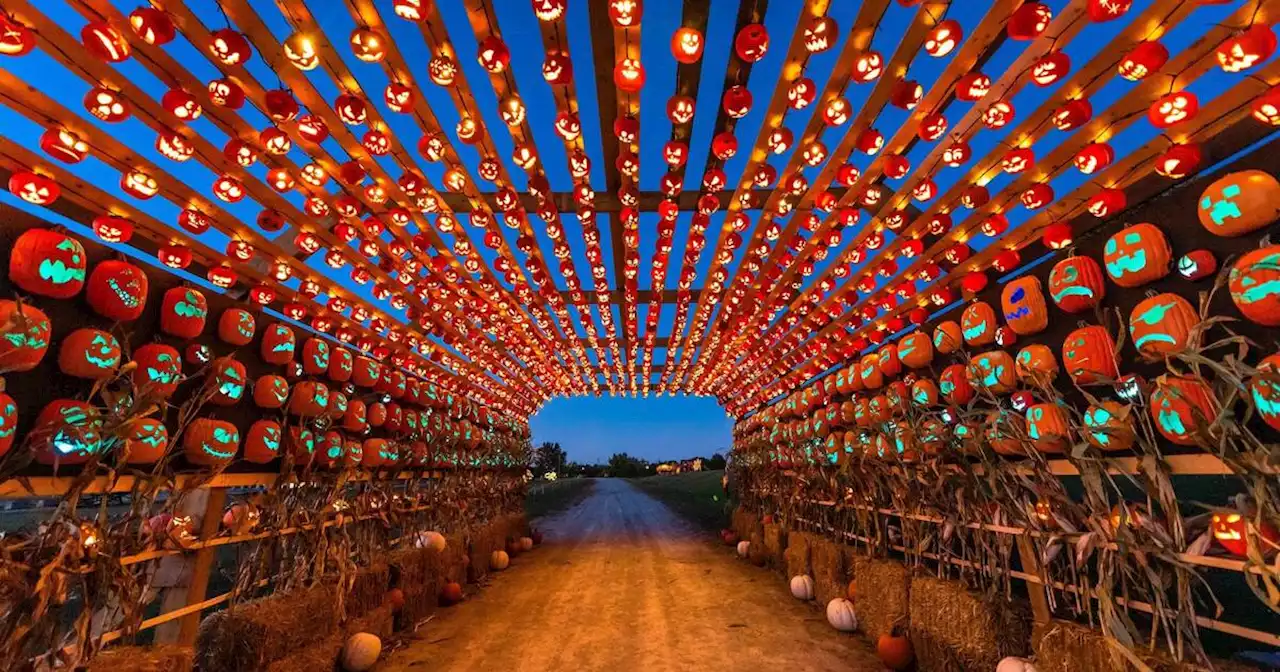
[525,478,595,520]
[629,470,731,532]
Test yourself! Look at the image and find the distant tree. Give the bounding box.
[705,452,727,470]
[531,441,567,475]
[607,452,647,478]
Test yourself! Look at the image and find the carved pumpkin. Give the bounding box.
[184,418,239,466]
[131,343,181,398]
[1026,403,1070,453]
[985,409,1026,456]
[1129,293,1197,360]
[344,399,368,431]
[940,364,974,405]
[0,393,15,458]
[260,323,296,365]
[33,400,104,465]
[1014,344,1059,384]
[966,350,1018,394]
[1228,245,1280,326]
[301,337,331,376]
[314,430,345,469]
[285,427,315,465]
[329,347,355,382]
[1062,325,1118,384]
[85,260,147,322]
[353,356,381,387]
[1001,276,1049,335]
[1248,352,1280,431]
[362,438,398,468]
[217,308,256,346]
[930,321,962,354]
[961,301,998,347]
[58,328,121,379]
[10,229,87,298]
[289,381,330,417]
[877,346,901,378]
[858,354,884,390]
[1103,223,1171,288]
[1048,256,1106,313]
[243,419,282,464]
[1197,170,1280,236]
[253,374,289,409]
[1210,510,1279,558]
[897,331,934,369]
[1083,401,1136,451]
[123,418,169,464]
[208,358,247,406]
[911,379,939,407]
[160,287,208,339]
[368,402,388,427]
[1149,375,1216,446]
[0,300,51,372]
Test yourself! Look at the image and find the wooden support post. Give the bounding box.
[1015,534,1052,625]
[152,487,227,645]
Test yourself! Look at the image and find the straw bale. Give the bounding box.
[85,645,193,672]
[784,530,814,579]
[809,536,849,607]
[762,522,786,572]
[850,555,909,641]
[195,582,338,672]
[261,605,393,672]
[346,563,390,619]
[1033,619,1260,672]
[908,574,1030,671]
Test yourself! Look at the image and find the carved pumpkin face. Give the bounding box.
[132,344,181,398]
[1149,375,1216,446]
[1228,245,1280,326]
[123,418,169,465]
[207,357,247,406]
[1015,344,1058,385]
[208,28,252,65]
[301,338,331,376]
[897,332,934,369]
[1197,170,1280,237]
[940,364,974,405]
[1048,256,1106,313]
[184,418,239,465]
[0,300,49,374]
[1001,276,1048,336]
[288,380,330,418]
[910,379,938,408]
[121,169,159,199]
[10,229,86,300]
[985,409,1025,456]
[966,351,1017,395]
[58,328,121,379]
[242,419,281,464]
[1026,403,1070,453]
[1062,325,1118,385]
[1103,223,1171,288]
[0,393,15,458]
[344,399,368,431]
[353,356,381,387]
[1083,401,1135,451]
[160,287,207,339]
[853,51,883,83]
[735,24,769,62]
[1148,91,1198,128]
[260,323,296,365]
[40,127,90,163]
[251,374,288,410]
[33,400,104,465]
[0,14,35,56]
[1129,293,1197,360]
[961,302,997,347]
[924,19,961,57]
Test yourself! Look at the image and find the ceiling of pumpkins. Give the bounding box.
[0,0,1276,421]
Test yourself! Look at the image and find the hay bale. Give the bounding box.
[731,506,761,541]
[762,522,786,571]
[908,574,1030,671]
[346,563,390,619]
[850,556,909,642]
[85,645,193,672]
[1032,620,1256,672]
[784,531,813,579]
[262,605,393,672]
[809,537,848,607]
[195,583,339,672]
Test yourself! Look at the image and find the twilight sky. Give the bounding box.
[529,395,733,464]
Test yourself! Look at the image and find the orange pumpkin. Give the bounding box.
[884,381,909,415]
[260,323,296,365]
[1103,223,1171,288]
[253,374,289,409]
[0,300,51,373]
[301,337,331,375]
[897,331,934,369]
[58,328,120,379]
[858,354,884,390]
[160,287,208,338]
[966,350,1017,394]
[85,260,148,321]
[343,399,368,431]
[985,409,1026,456]
[1129,293,1197,360]
[910,378,939,407]
[183,418,239,466]
[208,357,247,406]
[122,418,169,464]
[1062,325,1118,384]
[217,308,256,346]
[9,228,87,298]
[960,301,997,346]
[329,347,355,382]
[1150,375,1217,446]
[1083,401,1136,451]
[131,343,182,398]
[1015,344,1058,384]
[940,363,974,404]
[288,380,330,417]
[835,367,853,394]
[32,399,104,465]
[285,427,315,465]
[1026,402,1071,453]
[1228,245,1280,326]
[362,438,397,468]
[843,363,864,392]
[368,401,388,427]
[1248,352,1280,431]
[0,393,16,458]
[1197,170,1280,237]
[1001,276,1049,335]
[876,633,914,671]
[932,321,963,354]
[877,346,901,378]
[243,419,282,463]
[353,356,381,387]
[314,430,345,468]
[1048,256,1106,313]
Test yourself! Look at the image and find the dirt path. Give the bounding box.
[381,479,883,672]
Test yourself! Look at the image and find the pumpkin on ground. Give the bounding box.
[736,540,751,557]
[340,632,381,672]
[416,530,447,551]
[490,549,510,570]
[790,574,815,600]
[440,582,463,605]
[876,631,915,670]
[997,658,1039,672]
[519,536,534,551]
[825,597,858,632]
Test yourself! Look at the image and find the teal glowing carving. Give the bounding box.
[54,406,102,456]
[962,319,989,342]
[202,426,238,459]
[39,239,85,285]
[136,421,166,448]
[326,438,343,459]
[3,315,49,350]
[311,340,330,369]
[1131,299,1179,350]
[1050,264,1095,303]
[332,393,349,414]
[267,378,287,404]
[147,352,178,384]
[1083,406,1114,446]
[953,424,970,438]
[1157,406,1188,437]
[972,355,1005,389]
[296,430,315,454]
[836,371,846,387]
[940,379,955,397]
[173,290,206,318]
[1231,252,1280,306]
[1201,183,1242,227]
[1251,379,1280,419]
[1027,407,1045,441]
[0,401,15,439]
[217,366,244,400]
[912,387,929,406]
[260,425,280,454]
[1177,255,1199,278]
[897,343,916,360]
[933,330,948,348]
[312,385,329,409]
[1104,233,1148,279]
[106,277,141,307]
[362,361,378,380]
[235,312,254,339]
[271,328,295,353]
[84,333,120,369]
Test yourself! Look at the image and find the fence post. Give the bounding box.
[1015,534,1052,625]
[152,486,227,645]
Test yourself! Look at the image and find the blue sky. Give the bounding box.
[0,0,1271,462]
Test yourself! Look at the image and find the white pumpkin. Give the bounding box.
[519,536,534,551]
[736,540,751,557]
[490,549,510,570]
[790,574,815,600]
[996,657,1037,672]
[825,597,858,632]
[416,530,446,552]
[340,632,381,672]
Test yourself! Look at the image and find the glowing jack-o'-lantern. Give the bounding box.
[283,32,319,70]
[428,55,458,86]
[1129,293,1197,360]
[161,89,202,121]
[86,260,147,321]
[208,358,247,406]
[58,328,120,380]
[1062,325,1118,385]
[335,94,368,126]
[122,418,168,465]
[156,131,193,162]
[1103,223,1171,288]
[207,78,245,108]
[1074,142,1114,175]
[608,0,642,27]
[1155,143,1202,179]
[532,0,567,22]
[1149,375,1216,446]
[0,14,36,56]
[8,172,60,206]
[940,364,975,405]
[1197,170,1280,237]
[1119,41,1167,81]
[1178,249,1217,281]
[1008,3,1052,40]
[1081,401,1136,452]
[160,287,207,339]
[0,301,51,373]
[1148,92,1198,128]
[212,175,245,203]
[129,7,175,45]
[960,302,997,347]
[854,51,883,83]
[1210,510,1279,557]
[1048,256,1106,313]
[217,308,256,346]
[349,27,387,63]
[10,229,86,298]
[804,16,836,53]
[671,26,704,63]
[384,82,414,112]
[184,418,239,466]
[242,419,281,464]
[1015,344,1058,384]
[1001,148,1034,174]
[1031,51,1069,86]
[735,24,769,62]
[1026,403,1070,453]
[966,350,1017,395]
[1228,245,1280,326]
[1053,99,1092,130]
[131,343,181,398]
[261,323,296,365]
[33,400,104,465]
[932,321,963,355]
[982,101,1015,128]
[85,86,130,122]
[40,128,89,164]
[91,215,133,244]
[897,332,933,369]
[1087,0,1132,22]
[1001,276,1048,336]
[1217,24,1276,73]
[542,50,572,85]
[82,21,131,62]
[890,79,922,110]
[121,169,159,200]
[614,58,645,93]
[208,28,252,65]
[925,19,961,57]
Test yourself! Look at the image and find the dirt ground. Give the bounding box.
[381,478,883,671]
